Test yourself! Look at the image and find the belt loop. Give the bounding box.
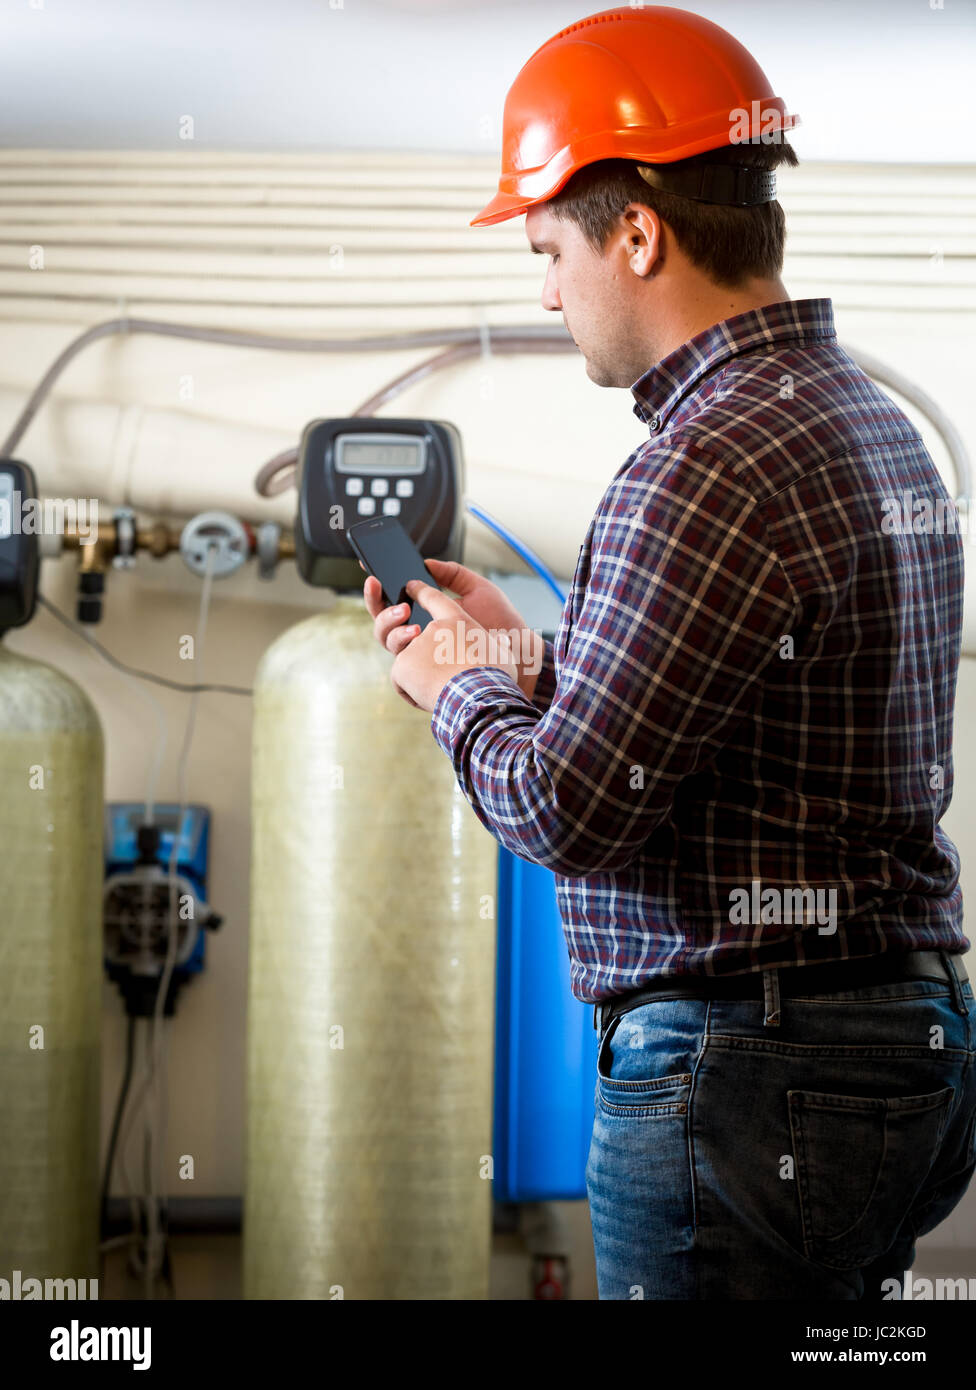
[762,967,782,1028]
[939,951,968,1016]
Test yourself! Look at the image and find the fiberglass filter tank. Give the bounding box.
[246,593,498,1299]
[0,644,104,1282]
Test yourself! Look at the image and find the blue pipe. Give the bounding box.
[466,500,568,606]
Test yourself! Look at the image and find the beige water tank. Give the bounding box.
[245,594,498,1299]
[0,643,104,1284]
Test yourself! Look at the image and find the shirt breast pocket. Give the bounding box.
[557,528,594,664]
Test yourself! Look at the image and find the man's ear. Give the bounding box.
[622,204,661,279]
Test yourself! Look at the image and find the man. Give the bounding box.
[362,6,975,1299]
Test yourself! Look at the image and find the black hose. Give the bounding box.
[100,1013,137,1240]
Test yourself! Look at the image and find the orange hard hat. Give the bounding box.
[471,6,799,227]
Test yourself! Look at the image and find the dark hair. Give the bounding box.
[547,139,799,289]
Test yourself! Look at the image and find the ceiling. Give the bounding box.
[0,0,973,161]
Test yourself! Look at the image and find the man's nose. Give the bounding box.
[541,265,561,312]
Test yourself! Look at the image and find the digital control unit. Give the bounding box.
[294,417,465,589]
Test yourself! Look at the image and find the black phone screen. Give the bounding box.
[347,515,441,631]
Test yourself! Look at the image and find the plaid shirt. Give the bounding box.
[431,298,966,1004]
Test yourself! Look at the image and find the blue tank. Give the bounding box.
[493,847,598,1201]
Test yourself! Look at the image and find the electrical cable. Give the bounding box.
[0,311,967,506]
[36,592,252,696]
[108,548,218,1297]
[150,545,216,1297]
[142,1030,174,1298]
[66,602,170,825]
[112,1022,171,1297]
[0,317,576,460]
[98,1012,136,1264]
[252,337,582,499]
[349,338,576,420]
[82,632,171,1276]
[115,1019,151,1265]
[153,1025,175,1299]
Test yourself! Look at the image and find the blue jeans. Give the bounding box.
[585,962,976,1299]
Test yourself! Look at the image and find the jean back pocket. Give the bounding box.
[788,1084,955,1269]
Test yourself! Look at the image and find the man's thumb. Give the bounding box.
[423,558,479,596]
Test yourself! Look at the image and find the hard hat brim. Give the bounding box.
[469,191,534,227]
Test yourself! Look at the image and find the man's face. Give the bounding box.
[525,202,653,390]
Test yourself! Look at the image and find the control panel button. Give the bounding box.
[345,478,364,496]
[382,498,401,516]
[370,478,389,496]
[356,497,376,515]
[395,479,414,498]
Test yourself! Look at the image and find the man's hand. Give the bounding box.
[387,580,519,711]
[362,558,546,703]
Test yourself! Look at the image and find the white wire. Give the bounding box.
[111,547,217,1295]
[112,1022,169,1285]
[155,1024,172,1289]
[143,1026,172,1298]
[149,543,216,1296]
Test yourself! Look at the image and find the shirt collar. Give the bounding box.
[630,297,836,435]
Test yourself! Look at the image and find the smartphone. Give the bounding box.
[347,514,441,631]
